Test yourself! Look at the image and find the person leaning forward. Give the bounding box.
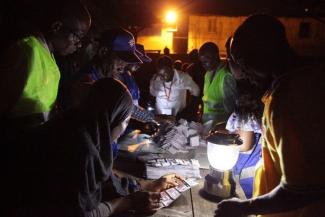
[214,14,325,217]
[0,0,91,128]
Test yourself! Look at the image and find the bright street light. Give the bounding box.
[165,10,177,24]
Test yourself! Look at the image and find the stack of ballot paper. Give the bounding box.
[152,119,201,154]
[159,178,198,208]
[145,158,201,179]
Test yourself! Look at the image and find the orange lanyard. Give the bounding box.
[163,80,173,101]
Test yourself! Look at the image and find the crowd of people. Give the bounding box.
[1,0,324,217]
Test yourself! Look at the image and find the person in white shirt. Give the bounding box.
[150,56,200,117]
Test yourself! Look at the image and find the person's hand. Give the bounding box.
[153,173,183,192]
[142,173,182,192]
[126,191,161,214]
[214,198,249,217]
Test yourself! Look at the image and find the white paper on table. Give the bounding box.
[189,135,200,147]
[146,159,201,179]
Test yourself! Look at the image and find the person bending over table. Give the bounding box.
[215,14,325,217]
[12,78,180,217]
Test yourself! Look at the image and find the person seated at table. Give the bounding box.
[13,78,181,217]
[225,81,264,199]
[199,42,237,126]
[150,55,200,118]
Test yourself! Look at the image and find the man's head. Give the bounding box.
[199,42,220,71]
[173,60,182,71]
[156,55,174,82]
[42,0,91,56]
[97,28,142,78]
[231,14,292,89]
[188,49,199,63]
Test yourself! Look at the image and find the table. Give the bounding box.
[115,132,252,217]
[115,154,249,217]
[152,169,250,217]
[152,169,215,217]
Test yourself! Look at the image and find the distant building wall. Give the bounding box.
[188,15,325,56]
[137,23,175,53]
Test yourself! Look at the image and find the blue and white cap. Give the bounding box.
[135,43,152,62]
[100,28,142,64]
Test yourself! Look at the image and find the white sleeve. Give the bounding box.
[225,112,238,133]
[149,75,159,97]
[182,73,200,97]
[226,113,262,134]
[241,115,262,133]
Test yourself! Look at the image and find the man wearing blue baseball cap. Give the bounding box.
[59,28,143,110]
[119,43,156,123]
[89,28,142,80]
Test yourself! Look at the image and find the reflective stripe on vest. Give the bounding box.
[11,36,60,117]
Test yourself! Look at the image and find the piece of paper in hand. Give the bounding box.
[175,180,191,192]
[166,188,181,200]
[160,191,171,201]
[160,191,174,207]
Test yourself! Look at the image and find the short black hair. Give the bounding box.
[188,49,199,62]
[199,42,219,56]
[156,55,173,69]
[232,14,292,78]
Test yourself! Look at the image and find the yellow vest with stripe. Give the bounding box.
[202,64,228,123]
[11,36,60,117]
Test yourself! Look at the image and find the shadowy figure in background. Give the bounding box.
[181,62,190,72]
[163,46,170,55]
[173,59,182,71]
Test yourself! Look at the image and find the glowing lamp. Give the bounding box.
[203,133,242,199]
[207,140,240,171]
[165,10,177,24]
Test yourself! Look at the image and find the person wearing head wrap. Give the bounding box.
[10,78,179,217]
